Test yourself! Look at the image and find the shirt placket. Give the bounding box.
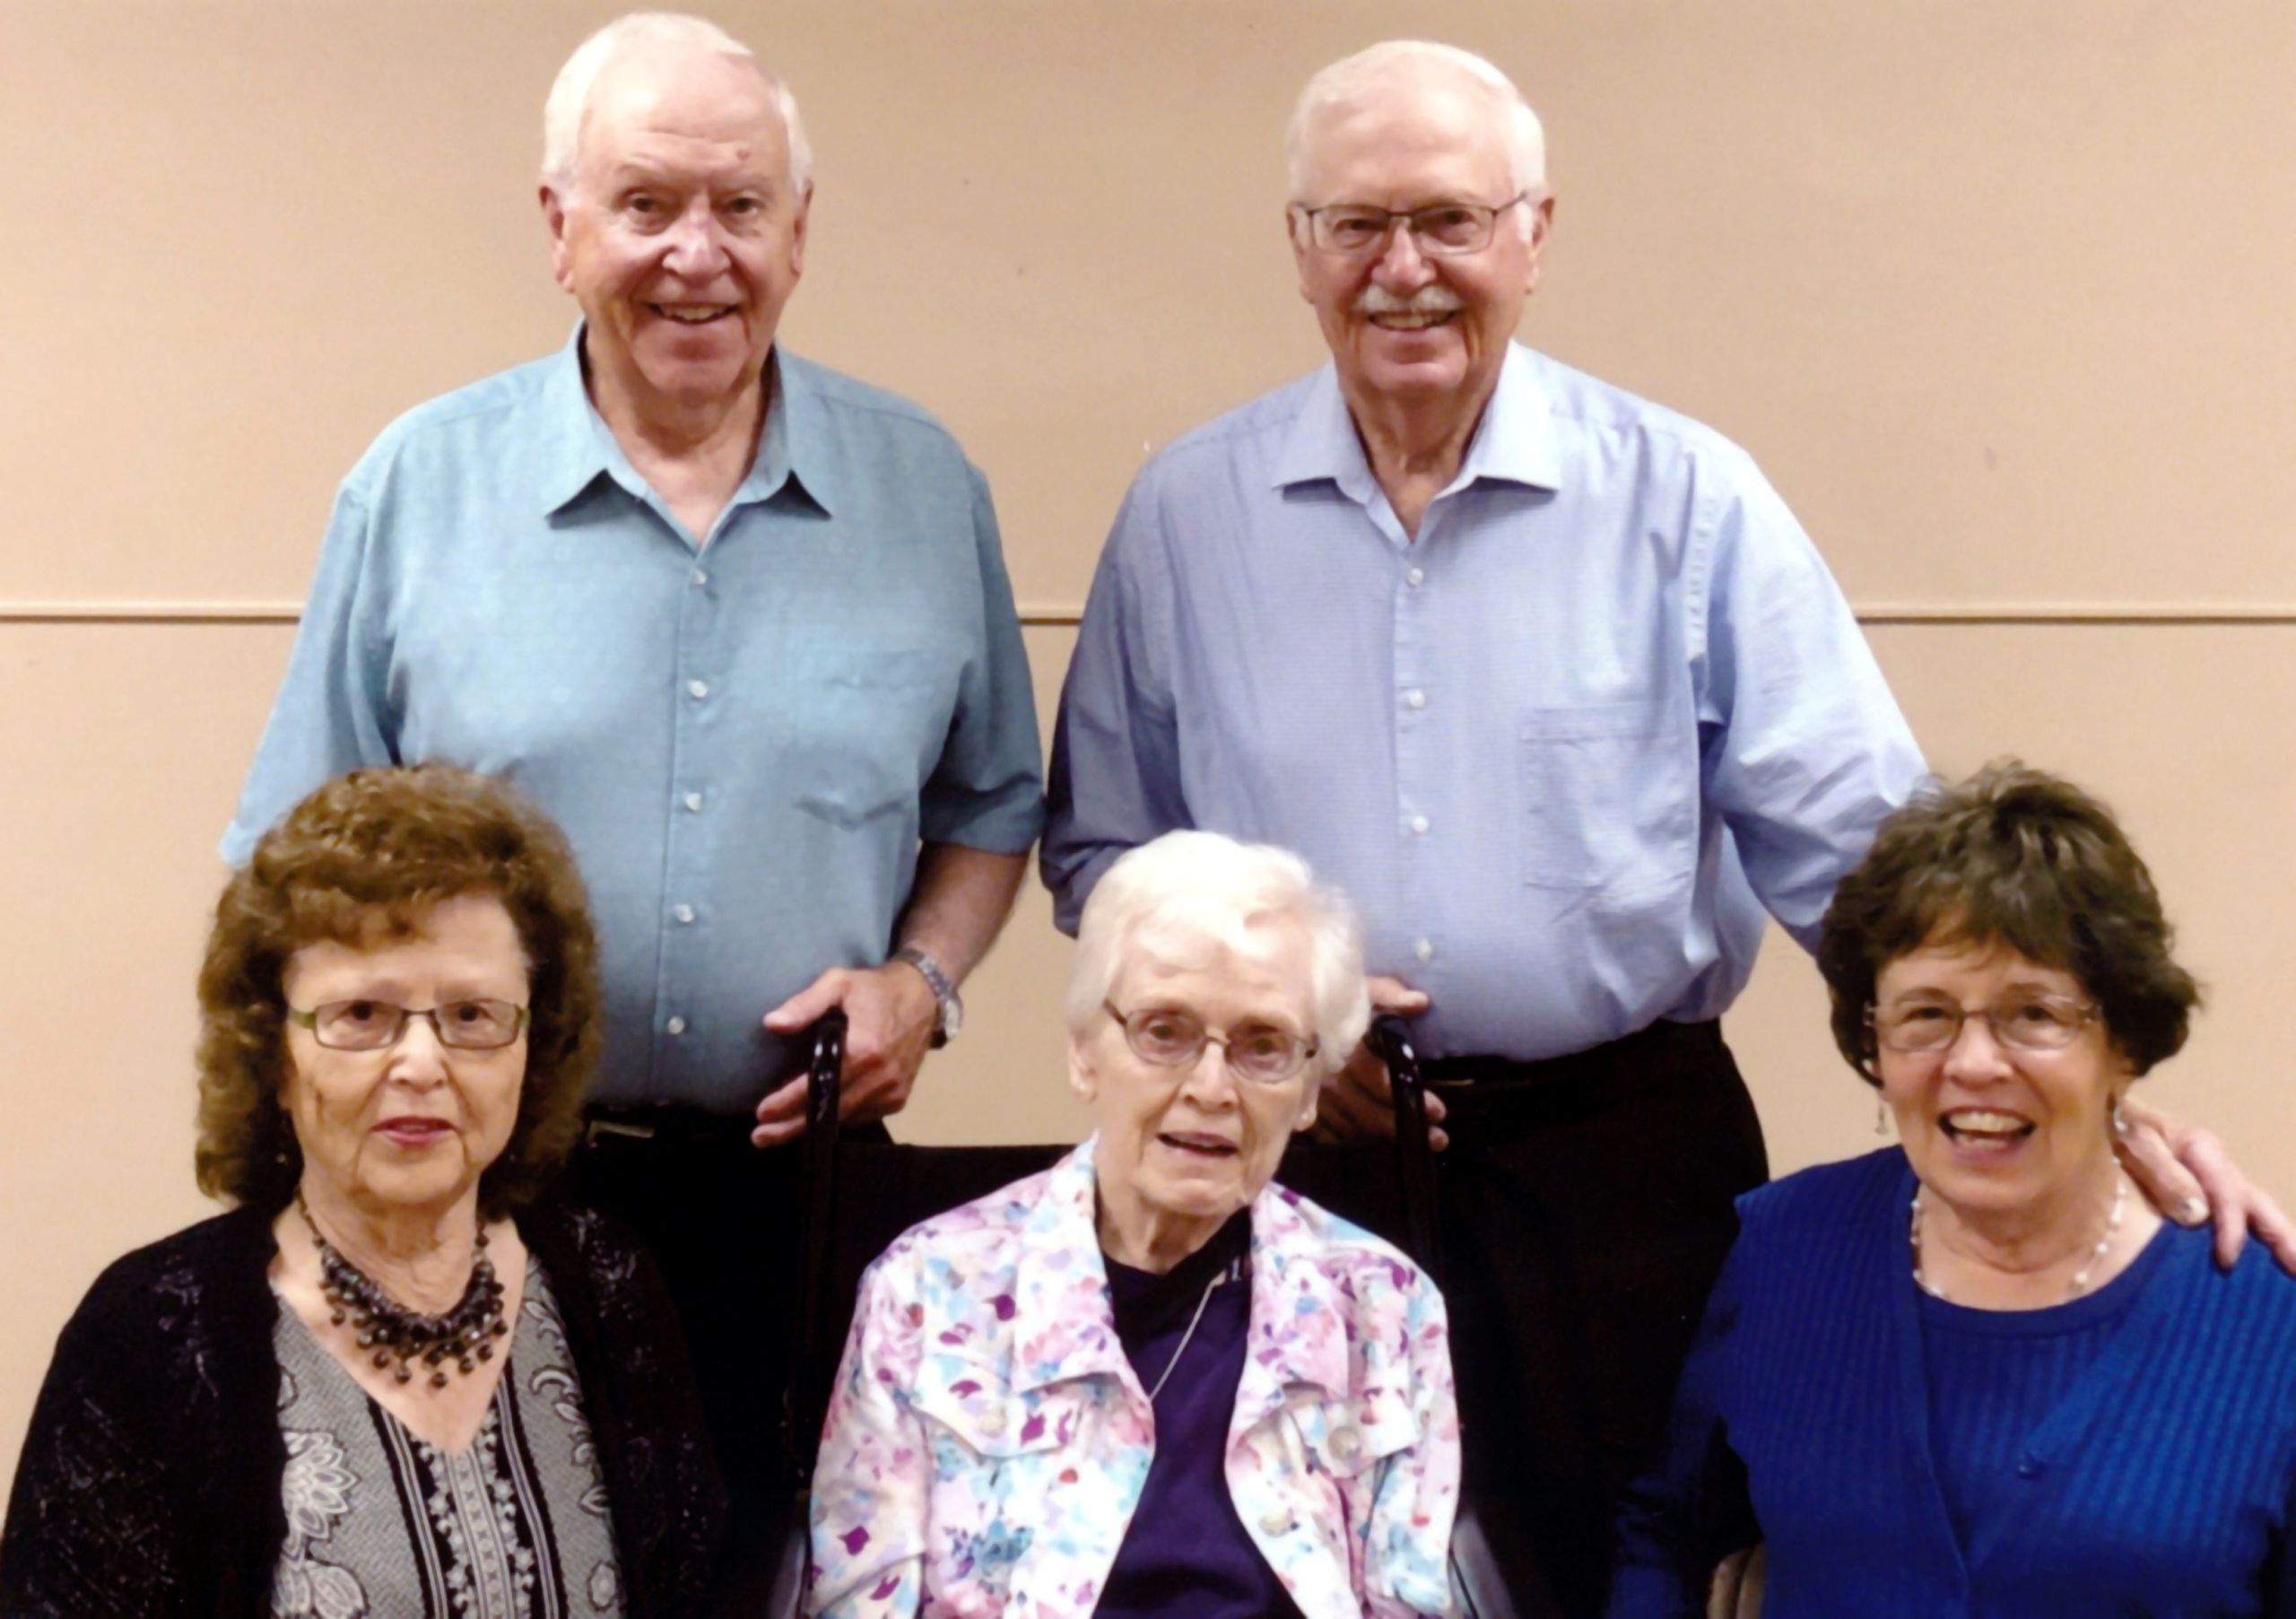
[652,546,723,1100]
[1392,514,1439,979]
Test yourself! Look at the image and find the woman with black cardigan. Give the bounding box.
[1,766,722,1615]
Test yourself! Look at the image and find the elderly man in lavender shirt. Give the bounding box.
[1042,39,2287,1615]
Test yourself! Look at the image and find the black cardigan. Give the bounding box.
[0,1199,725,1616]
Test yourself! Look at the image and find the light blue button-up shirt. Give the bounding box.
[1044,344,1924,1063]
[227,332,1042,1108]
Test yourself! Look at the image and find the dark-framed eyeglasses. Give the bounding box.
[287,998,531,1052]
[1866,993,2099,1056]
[1101,1000,1318,1084]
[1292,192,1531,257]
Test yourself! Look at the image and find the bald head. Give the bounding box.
[542,12,811,196]
[1286,40,1544,204]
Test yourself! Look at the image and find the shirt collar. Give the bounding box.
[1010,1138,1132,1394]
[537,326,839,519]
[744,348,840,516]
[1009,1136,1348,1400]
[1270,341,1562,500]
[535,325,618,517]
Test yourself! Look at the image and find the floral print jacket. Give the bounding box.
[806,1136,1463,1617]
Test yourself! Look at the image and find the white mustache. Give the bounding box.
[1354,285,1464,317]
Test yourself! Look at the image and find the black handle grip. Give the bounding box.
[787,1007,848,1487]
[1370,1012,1444,1281]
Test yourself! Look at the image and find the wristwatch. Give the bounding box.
[892,944,963,1048]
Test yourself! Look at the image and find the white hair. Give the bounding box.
[1066,831,1370,1075]
[1285,39,1546,206]
[540,13,812,195]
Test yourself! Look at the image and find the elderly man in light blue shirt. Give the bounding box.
[1042,39,2279,1615]
[226,13,1039,1535]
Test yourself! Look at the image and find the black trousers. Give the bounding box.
[573,1115,891,1557]
[1431,1020,1767,1618]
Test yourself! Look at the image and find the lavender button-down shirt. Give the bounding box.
[1044,344,1924,1062]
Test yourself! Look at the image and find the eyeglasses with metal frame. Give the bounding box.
[287,999,532,1051]
[1293,192,1531,257]
[1866,993,2100,1056]
[1101,1000,1319,1084]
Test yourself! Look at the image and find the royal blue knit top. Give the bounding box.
[1608,1148,2296,1617]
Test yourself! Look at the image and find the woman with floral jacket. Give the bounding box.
[806,831,1462,1617]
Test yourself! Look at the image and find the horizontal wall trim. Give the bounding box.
[4,600,2296,629]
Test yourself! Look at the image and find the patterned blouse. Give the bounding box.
[270,1260,624,1619]
[806,1136,1463,1617]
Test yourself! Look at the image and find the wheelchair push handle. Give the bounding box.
[806,1006,848,1141]
[1368,1011,1444,1280]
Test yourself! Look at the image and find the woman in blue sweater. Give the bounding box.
[1608,762,2296,1617]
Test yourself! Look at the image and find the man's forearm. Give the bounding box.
[893,842,1030,984]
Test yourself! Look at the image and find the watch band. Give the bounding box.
[892,944,962,1047]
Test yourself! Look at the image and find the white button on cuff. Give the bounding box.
[977,1409,1006,1436]
[686,679,709,700]
[1414,938,1435,962]
[1409,815,1431,835]
[674,904,695,924]
[1258,1510,1292,1536]
[1404,689,1427,709]
[1329,1426,1362,1459]
[683,791,704,813]
[665,1015,688,1036]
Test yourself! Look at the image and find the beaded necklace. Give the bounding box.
[298,1194,509,1388]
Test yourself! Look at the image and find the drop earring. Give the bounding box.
[1875,1093,1890,1136]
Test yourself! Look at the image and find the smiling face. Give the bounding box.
[543,45,807,428]
[280,893,532,1224]
[1070,917,1322,1266]
[1290,70,1547,417]
[1875,936,2127,1223]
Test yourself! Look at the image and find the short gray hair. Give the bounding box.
[540,13,813,195]
[1285,39,1546,205]
[1066,831,1370,1075]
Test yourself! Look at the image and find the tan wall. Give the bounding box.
[5,1,2292,1506]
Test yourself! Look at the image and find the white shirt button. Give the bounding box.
[665,1015,688,1036]
[686,679,709,700]
[977,1408,1006,1436]
[674,904,696,924]
[1414,938,1435,962]
[1409,814,1431,835]
[1258,1509,1292,1536]
[1405,566,1426,587]
[1404,689,1427,710]
[683,791,704,813]
[691,569,709,587]
[1329,1425,1362,1459]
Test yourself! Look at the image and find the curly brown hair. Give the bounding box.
[1816,761,2199,1085]
[196,764,601,1215]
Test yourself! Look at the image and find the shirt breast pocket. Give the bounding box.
[908,1362,1071,1462]
[789,647,960,830]
[907,1365,1074,1589]
[1518,699,1694,898]
[1288,1391,1417,1482]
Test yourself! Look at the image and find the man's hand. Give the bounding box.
[1308,976,1448,1151]
[751,962,939,1147]
[1707,1544,1766,1619]
[2116,1092,2296,1272]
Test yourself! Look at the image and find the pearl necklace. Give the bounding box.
[1910,1173,2126,1303]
